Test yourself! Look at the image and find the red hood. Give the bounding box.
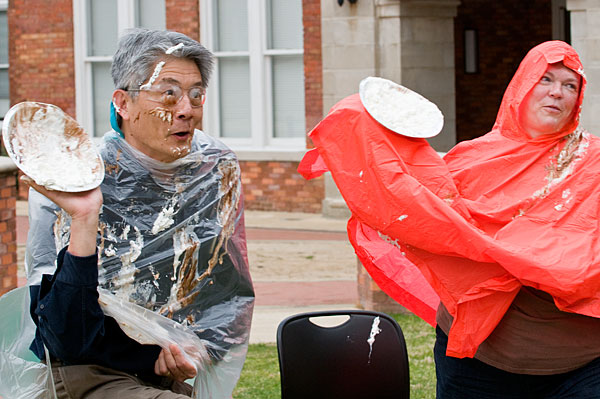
[494,40,586,143]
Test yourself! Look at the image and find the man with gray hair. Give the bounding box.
[25,28,254,398]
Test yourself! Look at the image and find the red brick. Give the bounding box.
[166,0,200,41]
[303,0,323,136]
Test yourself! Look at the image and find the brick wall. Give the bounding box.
[8,0,75,200]
[303,0,323,148]
[454,0,553,142]
[166,0,200,41]
[240,161,323,213]
[0,163,18,297]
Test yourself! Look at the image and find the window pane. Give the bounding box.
[0,11,8,64]
[218,57,250,138]
[266,0,302,50]
[92,62,113,137]
[0,68,8,97]
[136,0,166,30]
[213,0,248,52]
[0,69,8,117]
[272,55,305,138]
[87,0,118,56]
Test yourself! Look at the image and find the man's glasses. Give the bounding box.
[126,83,206,108]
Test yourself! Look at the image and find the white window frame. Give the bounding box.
[0,0,9,119]
[73,1,163,138]
[200,0,306,154]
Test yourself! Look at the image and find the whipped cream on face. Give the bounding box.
[140,61,166,90]
[2,102,104,192]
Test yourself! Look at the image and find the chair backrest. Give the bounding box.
[277,310,410,399]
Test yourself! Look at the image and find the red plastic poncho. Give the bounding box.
[299,41,600,357]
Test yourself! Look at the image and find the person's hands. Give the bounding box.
[21,175,103,256]
[21,175,103,219]
[154,343,198,382]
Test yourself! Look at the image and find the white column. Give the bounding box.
[396,0,460,152]
[567,0,600,136]
[321,0,378,115]
[321,0,377,218]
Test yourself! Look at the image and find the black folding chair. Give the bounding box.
[277,310,410,399]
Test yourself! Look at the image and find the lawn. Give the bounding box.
[233,313,436,399]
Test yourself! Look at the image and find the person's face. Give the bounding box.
[519,63,581,139]
[116,57,205,163]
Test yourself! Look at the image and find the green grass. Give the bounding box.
[233,313,436,399]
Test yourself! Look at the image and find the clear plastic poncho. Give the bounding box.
[10,130,254,399]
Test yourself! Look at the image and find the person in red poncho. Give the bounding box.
[299,41,600,397]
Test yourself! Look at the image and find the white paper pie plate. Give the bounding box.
[358,76,444,138]
[2,102,104,192]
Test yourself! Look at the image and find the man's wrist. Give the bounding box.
[68,213,100,257]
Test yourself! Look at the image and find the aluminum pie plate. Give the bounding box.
[2,102,104,192]
[359,76,444,138]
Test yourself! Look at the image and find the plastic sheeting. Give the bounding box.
[0,286,50,399]
[16,130,254,398]
[299,41,600,358]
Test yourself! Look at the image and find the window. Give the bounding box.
[201,0,305,151]
[0,0,9,120]
[73,0,165,137]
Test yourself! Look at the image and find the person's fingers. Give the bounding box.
[154,349,169,376]
[19,174,35,186]
[169,343,197,379]
[155,345,197,381]
[162,345,190,382]
[20,175,52,197]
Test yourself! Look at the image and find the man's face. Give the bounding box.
[120,57,204,163]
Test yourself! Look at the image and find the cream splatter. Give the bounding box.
[165,43,184,54]
[149,107,173,124]
[397,214,408,221]
[197,160,241,283]
[120,225,131,240]
[171,146,191,158]
[532,130,588,200]
[140,61,165,90]
[158,226,200,317]
[367,316,381,363]
[152,199,177,235]
[115,227,144,299]
[105,244,117,257]
[378,232,403,251]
